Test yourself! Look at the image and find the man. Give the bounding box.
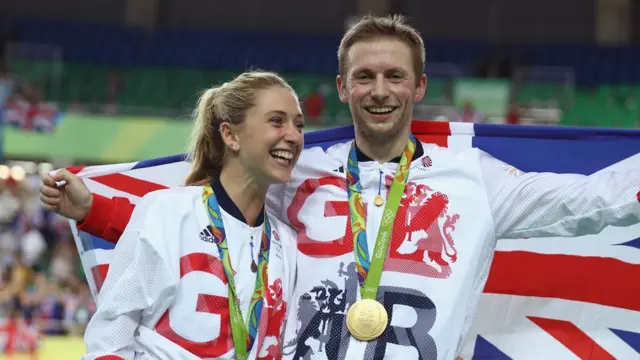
[41,14,640,360]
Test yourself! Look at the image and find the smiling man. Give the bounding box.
[40,14,640,360]
[276,15,640,360]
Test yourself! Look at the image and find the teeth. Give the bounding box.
[271,150,293,160]
[366,107,394,114]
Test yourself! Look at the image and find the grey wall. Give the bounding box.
[1,0,598,42]
[159,0,357,33]
[0,0,125,23]
[395,0,596,43]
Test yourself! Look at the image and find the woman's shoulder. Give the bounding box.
[126,186,207,249]
[138,186,204,206]
[131,186,205,221]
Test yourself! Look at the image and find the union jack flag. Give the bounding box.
[68,121,640,359]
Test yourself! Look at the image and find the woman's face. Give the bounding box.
[234,86,305,185]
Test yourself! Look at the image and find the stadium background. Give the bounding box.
[0,0,639,358]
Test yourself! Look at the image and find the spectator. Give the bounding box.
[506,102,522,125]
[461,99,484,123]
[49,238,76,284]
[0,64,15,108]
[0,250,32,303]
[303,85,326,124]
[35,281,66,335]
[20,222,46,270]
[104,70,124,114]
[62,275,94,336]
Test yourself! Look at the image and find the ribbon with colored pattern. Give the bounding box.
[202,184,271,360]
[345,134,417,299]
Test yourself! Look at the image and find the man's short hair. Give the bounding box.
[338,14,426,81]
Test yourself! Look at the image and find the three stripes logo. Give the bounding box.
[199,225,216,243]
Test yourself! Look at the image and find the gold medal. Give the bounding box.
[346,299,388,341]
[373,194,384,207]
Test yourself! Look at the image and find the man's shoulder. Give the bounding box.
[295,141,351,173]
[301,140,352,159]
[127,187,204,241]
[420,140,482,159]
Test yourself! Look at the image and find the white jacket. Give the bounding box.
[83,184,298,360]
[269,140,640,360]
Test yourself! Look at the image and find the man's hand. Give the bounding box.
[40,169,93,221]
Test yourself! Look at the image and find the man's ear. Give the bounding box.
[337,75,349,104]
[414,73,427,103]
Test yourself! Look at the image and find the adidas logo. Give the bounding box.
[199,225,216,243]
[333,166,345,173]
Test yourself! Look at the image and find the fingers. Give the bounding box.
[40,202,58,213]
[53,169,78,185]
[40,174,62,209]
[40,172,62,210]
[41,173,57,187]
[39,193,59,211]
[39,183,60,198]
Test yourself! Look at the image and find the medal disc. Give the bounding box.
[373,195,384,207]
[346,299,388,341]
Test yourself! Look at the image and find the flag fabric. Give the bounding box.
[68,120,640,359]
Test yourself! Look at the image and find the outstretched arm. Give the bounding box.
[77,194,135,243]
[40,169,135,243]
[480,150,640,239]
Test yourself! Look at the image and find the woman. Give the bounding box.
[70,71,303,359]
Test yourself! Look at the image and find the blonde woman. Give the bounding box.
[81,71,304,360]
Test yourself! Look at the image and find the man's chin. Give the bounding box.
[364,119,397,135]
[357,114,410,141]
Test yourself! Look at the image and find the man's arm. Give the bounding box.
[479,150,640,239]
[40,169,135,243]
[76,194,135,243]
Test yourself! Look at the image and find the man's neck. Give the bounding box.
[355,129,411,164]
[219,162,267,227]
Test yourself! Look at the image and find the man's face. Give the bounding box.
[337,37,426,143]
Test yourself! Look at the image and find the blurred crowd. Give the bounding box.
[0,173,95,349]
[0,63,60,133]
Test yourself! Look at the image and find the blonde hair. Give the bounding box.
[338,14,425,82]
[184,71,294,186]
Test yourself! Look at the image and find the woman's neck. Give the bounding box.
[218,162,267,227]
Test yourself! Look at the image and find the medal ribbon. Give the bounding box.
[202,185,271,360]
[346,134,417,300]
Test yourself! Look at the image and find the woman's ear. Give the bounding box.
[219,122,240,152]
